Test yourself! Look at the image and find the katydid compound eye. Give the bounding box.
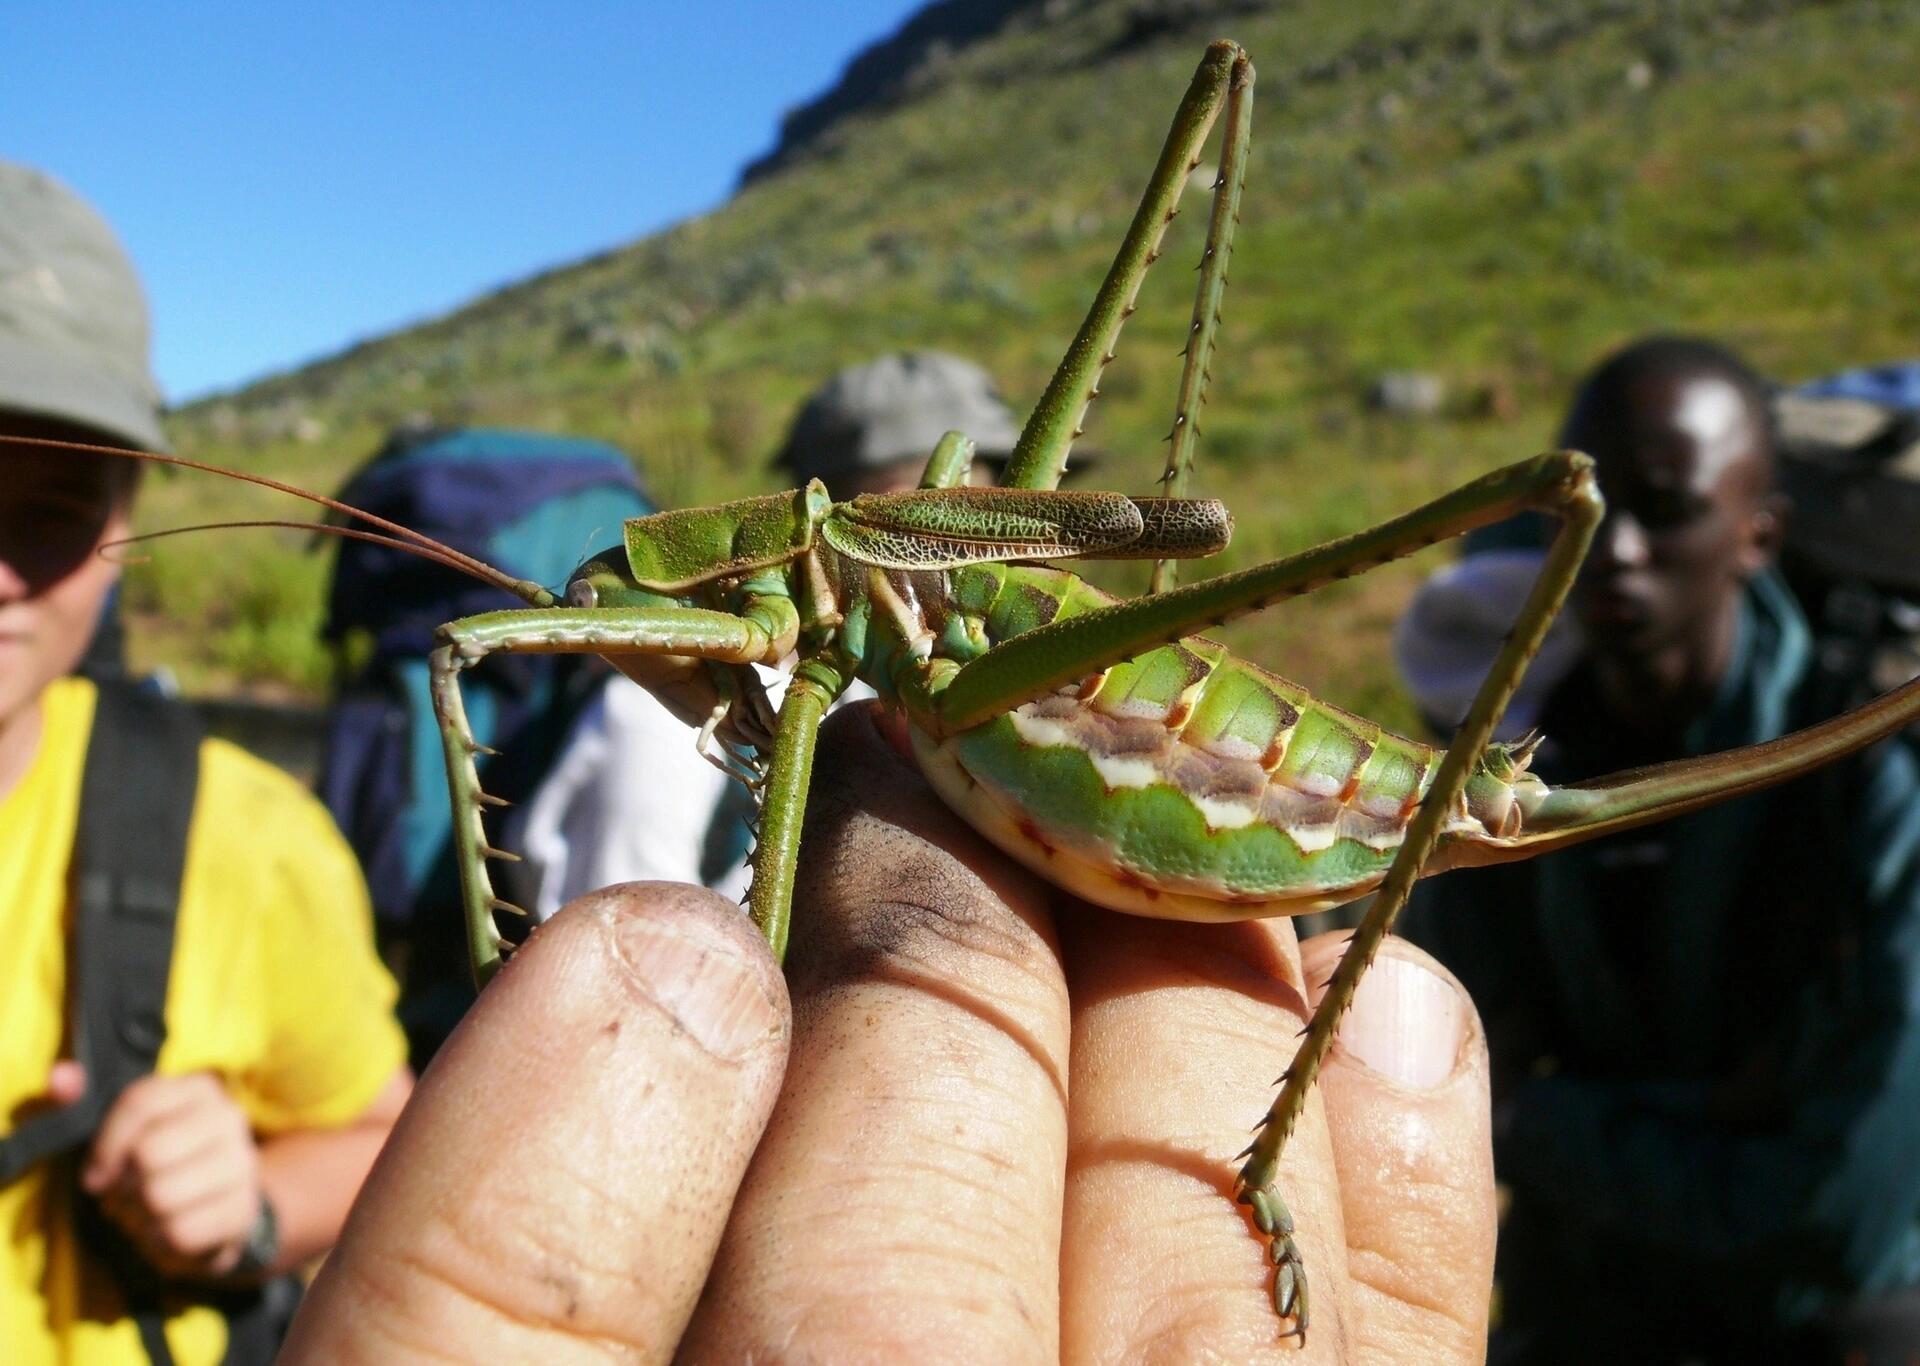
[567,579,597,608]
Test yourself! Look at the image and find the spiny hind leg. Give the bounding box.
[430,604,785,987]
[1232,459,1603,1339]
[998,41,1251,492]
[1151,42,1252,592]
[931,451,1601,734]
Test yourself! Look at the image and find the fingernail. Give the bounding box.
[612,914,781,1060]
[1338,952,1466,1089]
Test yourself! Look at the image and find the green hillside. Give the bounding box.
[140,0,1920,731]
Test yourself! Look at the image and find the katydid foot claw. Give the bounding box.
[1269,1225,1309,1339]
[1238,1183,1310,1342]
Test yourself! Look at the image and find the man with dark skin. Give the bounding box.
[1568,346,1784,740]
[1407,336,1920,1363]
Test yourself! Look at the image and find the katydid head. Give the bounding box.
[561,544,689,612]
[616,482,830,595]
[563,537,763,737]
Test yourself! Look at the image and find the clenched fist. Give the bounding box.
[82,1072,263,1279]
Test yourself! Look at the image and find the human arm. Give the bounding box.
[283,704,1498,1363]
[79,743,419,1281]
[82,1066,411,1280]
[257,1068,412,1272]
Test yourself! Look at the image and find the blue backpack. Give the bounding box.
[318,427,653,1051]
[1774,361,1920,718]
[1776,361,1920,598]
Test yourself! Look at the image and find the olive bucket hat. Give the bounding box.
[0,160,167,451]
[773,351,1024,485]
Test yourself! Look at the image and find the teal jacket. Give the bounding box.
[1410,570,1920,1342]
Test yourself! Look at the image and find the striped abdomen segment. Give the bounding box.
[915,635,1526,921]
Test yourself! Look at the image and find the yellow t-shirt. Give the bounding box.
[0,678,407,1364]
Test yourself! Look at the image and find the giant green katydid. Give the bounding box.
[14,38,1920,1342]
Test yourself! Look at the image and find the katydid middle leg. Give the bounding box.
[744,653,849,962]
[915,450,1603,1336]
[927,451,1599,732]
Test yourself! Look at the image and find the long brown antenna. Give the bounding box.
[102,520,516,587]
[2,434,555,607]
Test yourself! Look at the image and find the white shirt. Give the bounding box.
[1392,549,1583,738]
[505,677,735,917]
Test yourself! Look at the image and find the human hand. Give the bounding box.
[81,1071,263,1279]
[283,704,1495,1362]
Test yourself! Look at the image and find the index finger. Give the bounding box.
[282,883,789,1364]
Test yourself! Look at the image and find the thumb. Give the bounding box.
[46,1060,87,1107]
[1302,933,1496,1363]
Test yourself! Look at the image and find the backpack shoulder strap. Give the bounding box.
[0,682,200,1182]
[74,680,202,1105]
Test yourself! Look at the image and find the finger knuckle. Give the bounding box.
[790,818,1049,990]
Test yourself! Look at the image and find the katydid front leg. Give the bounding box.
[430,604,795,986]
[913,450,1602,1338]
[745,653,849,962]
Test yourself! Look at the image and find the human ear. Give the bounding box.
[1738,491,1788,578]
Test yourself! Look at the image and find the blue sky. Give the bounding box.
[7,2,927,402]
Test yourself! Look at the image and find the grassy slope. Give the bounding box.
[143,0,1919,732]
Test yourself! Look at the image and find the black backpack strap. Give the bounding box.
[80,684,201,1366]
[0,682,198,1180]
[75,681,200,1127]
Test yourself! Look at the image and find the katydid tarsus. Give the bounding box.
[15,38,1920,1343]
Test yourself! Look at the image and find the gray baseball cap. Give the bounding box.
[0,161,167,451]
[774,351,1023,483]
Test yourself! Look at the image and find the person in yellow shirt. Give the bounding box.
[0,160,411,1363]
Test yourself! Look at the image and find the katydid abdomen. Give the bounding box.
[897,553,1919,926]
[877,560,1538,921]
